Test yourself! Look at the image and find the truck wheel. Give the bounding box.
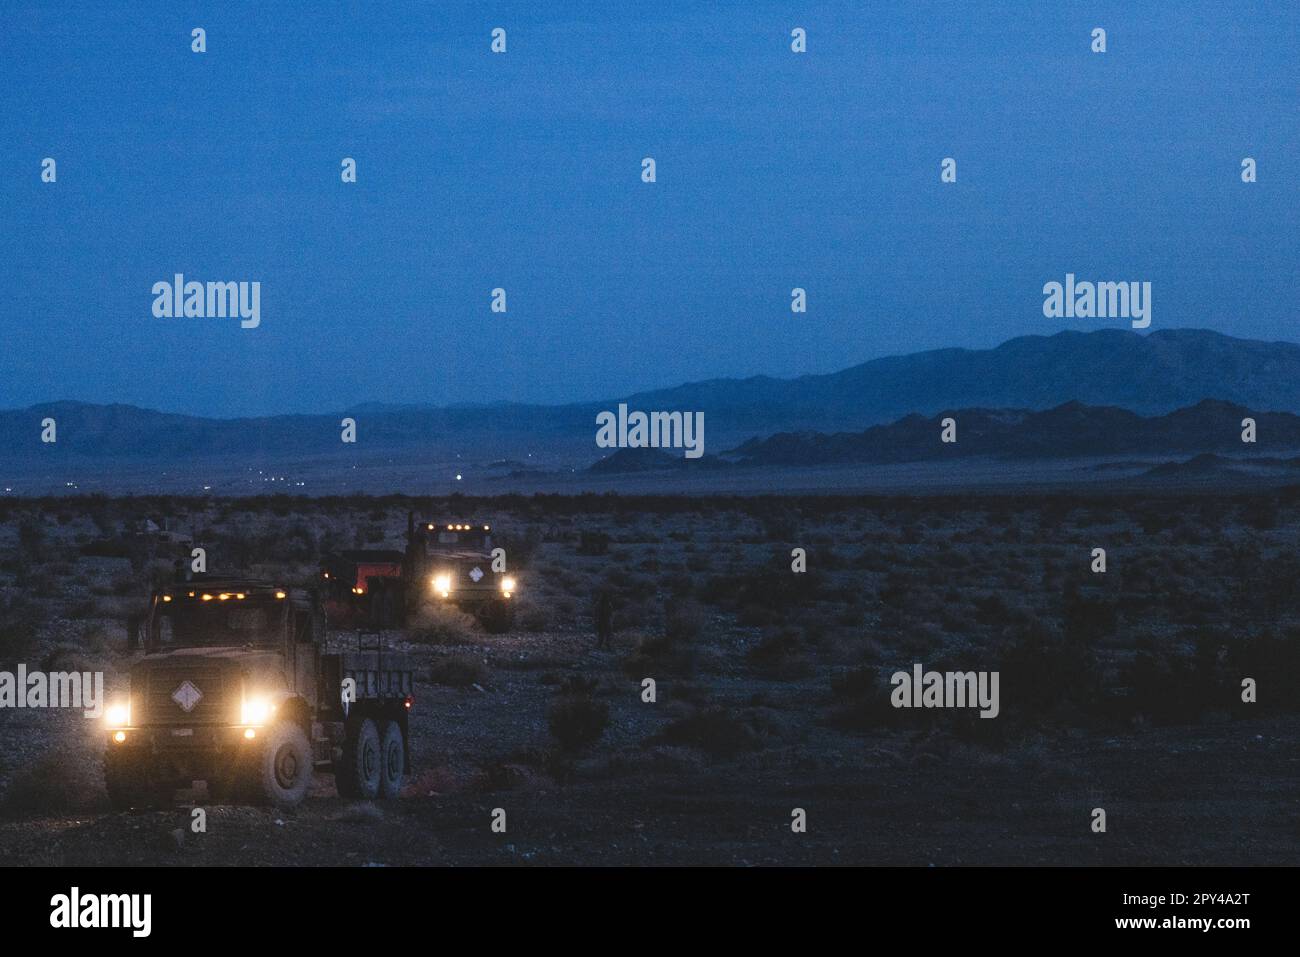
[104,751,171,811]
[255,720,314,809]
[378,721,405,798]
[337,717,381,799]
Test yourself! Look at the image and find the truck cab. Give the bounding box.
[320,550,406,626]
[403,518,516,632]
[107,576,414,809]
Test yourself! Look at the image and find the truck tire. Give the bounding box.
[337,716,381,799]
[378,721,405,798]
[255,720,314,809]
[104,750,171,811]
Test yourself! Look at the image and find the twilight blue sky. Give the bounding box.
[1,1,1297,417]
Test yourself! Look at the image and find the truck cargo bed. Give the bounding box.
[320,651,414,703]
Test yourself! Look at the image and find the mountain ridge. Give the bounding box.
[729,398,1298,466]
[8,329,1300,461]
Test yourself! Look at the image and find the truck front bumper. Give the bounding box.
[106,725,267,777]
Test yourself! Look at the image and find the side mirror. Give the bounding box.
[125,614,142,652]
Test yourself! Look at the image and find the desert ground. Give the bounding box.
[0,491,1296,865]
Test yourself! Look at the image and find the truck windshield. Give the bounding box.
[156,604,280,648]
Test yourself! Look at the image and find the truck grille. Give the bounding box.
[457,564,493,589]
[140,665,231,725]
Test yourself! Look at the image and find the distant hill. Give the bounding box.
[1142,452,1300,481]
[8,329,1300,464]
[729,400,1300,466]
[0,400,595,460]
[587,447,729,473]
[624,328,1300,432]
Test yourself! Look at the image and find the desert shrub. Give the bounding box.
[0,594,45,660]
[66,597,97,619]
[1061,585,1118,646]
[615,602,705,676]
[1121,648,1203,724]
[1138,508,1179,536]
[660,571,694,598]
[748,627,813,679]
[995,618,1102,725]
[516,601,549,633]
[1,752,95,818]
[78,538,133,561]
[78,596,136,621]
[759,510,797,541]
[600,565,633,592]
[109,571,138,592]
[663,600,705,646]
[622,635,689,678]
[548,690,609,751]
[826,665,894,730]
[576,531,610,556]
[26,570,61,598]
[685,553,711,573]
[659,707,759,758]
[737,565,823,612]
[897,621,946,658]
[428,653,489,688]
[556,675,598,697]
[17,518,46,563]
[409,605,477,645]
[1241,497,1279,532]
[877,569,913,609]
[279,520,319,562]
[972,593,1012,627]
[214,529,256,570]
[40,644,98,674]
[1226,629,1300,714]
[735,603,775,627]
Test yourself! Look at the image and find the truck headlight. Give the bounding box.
[240,696,275,726]
[105,702,130,728]
[500,576,516,597]
[433,574,452,598]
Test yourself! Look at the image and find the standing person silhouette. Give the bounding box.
[594,588,615,649]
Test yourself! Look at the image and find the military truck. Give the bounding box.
[106,576,413,809]
[401,516,516,632]
[320,549,406,626]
